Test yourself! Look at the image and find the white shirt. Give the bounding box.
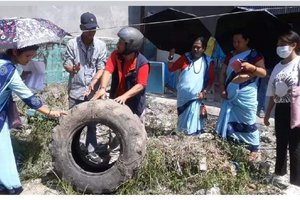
[266,56,300,103]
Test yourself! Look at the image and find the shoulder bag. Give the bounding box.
[290,60,300,129]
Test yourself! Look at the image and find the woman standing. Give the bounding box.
[0,45,66,194]
[168,37,214,135]
[215,30,266,161]
[264,30,300,187]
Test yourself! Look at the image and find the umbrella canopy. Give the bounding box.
[143,8,211,55]
[215,10,291,68]
[0,17,69,49]
[277,12,300,36]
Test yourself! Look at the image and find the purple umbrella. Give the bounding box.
[0,17,69,49]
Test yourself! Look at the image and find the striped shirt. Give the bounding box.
[64,36,107,100]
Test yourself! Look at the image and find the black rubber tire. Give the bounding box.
[51,99,147,194]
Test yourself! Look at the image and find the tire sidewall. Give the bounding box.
[51,99,147,194]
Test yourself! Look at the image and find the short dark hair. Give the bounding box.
[278,30,300,52]
[6,45,39,56]
[231,29,252,48]
[193,36,208,49]
[232,29,251,41]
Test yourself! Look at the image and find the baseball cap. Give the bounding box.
[80,12,99,31]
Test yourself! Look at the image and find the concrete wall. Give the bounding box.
[0,2,130,84]
[0,2,129,38]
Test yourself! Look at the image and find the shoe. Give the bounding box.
[257,110,265,118]
[271,174,289,188]
[109,144,120,164]
[86,151,103,165]
[283,184,300,195]
[0,190,7,194]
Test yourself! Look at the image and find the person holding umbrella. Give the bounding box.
[264,30,300,187]
[215,29,266,161]
[0,45,66,195]
[167,37,215,135]
[63,12,107,165]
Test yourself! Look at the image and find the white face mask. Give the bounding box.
[276,45,292,58]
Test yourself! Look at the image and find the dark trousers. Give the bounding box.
[69,97,97,153]
[275,103,300,186]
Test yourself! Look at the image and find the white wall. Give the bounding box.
[156,49,180,63]
[0,2,129,38]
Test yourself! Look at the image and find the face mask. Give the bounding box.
[276,45,292,58]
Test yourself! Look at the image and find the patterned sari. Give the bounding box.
[176,52,211,135]
[0,55,43,194]
[215,49,263,151]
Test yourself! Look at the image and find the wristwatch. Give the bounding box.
[168,55,174,61]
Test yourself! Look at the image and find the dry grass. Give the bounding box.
[11,84,281,195]
[117,133,279,195]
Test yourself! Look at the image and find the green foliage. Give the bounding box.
[117,144,169,194]
[13,118,273,195]
[13,117,57,179]
[49,170,79,195]
[12,115,77,194]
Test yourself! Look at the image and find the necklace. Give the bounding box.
[192,58,203,74]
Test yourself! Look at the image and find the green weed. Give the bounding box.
[12,116,56,179]
[117,143,169,194]
[117,135,273,195]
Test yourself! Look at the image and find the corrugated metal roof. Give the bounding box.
[237,6,300,15]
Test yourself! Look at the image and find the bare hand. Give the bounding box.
[65,63,80,74]
[91,89,106,101]
[241,62,256,74]
[48,110,67,119]
[114,95,127,105]
[221,90,227,99]
[264,113,270,126]
[231,73,251,83]
[168,48,176,60]
[197,91,206,100]
[83,85,92,97]
[83,81,96,97]
[73,63,80,73]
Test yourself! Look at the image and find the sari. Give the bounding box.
[215,49,263,151]
[176,52,211,135]
[0,56,43,194]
